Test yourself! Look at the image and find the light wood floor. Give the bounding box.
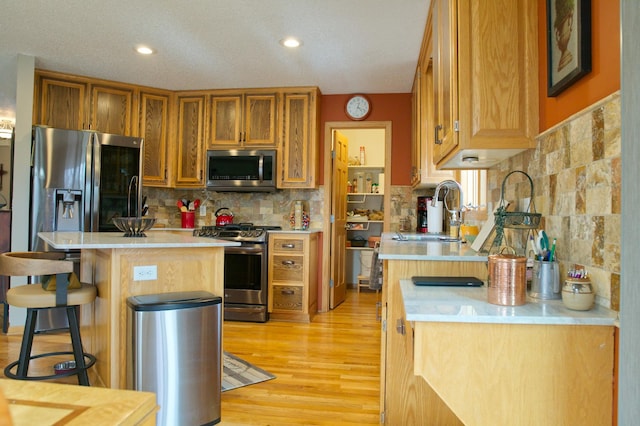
[0,289,382,425]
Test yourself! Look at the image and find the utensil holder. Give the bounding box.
[181,211,195,228]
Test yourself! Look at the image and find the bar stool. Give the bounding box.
[1,252,97,386]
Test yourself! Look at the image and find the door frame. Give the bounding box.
[320,121,392,312]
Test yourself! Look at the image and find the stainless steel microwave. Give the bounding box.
[206,149,277,192]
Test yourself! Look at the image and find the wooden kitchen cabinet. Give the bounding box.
[175,95,206,187]
[278,88,320,189]
[208,91,278,148]
[268,232,319,322]
[90,84,134,135]
[140,90,172,187]
[34,73,88,130]
[381,258,487,425]
[430,0,538,169]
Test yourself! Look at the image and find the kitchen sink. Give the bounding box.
[391,233,460,242]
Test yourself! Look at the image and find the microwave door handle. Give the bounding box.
[258,154,264,182]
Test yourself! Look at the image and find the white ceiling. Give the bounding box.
[0,0,430,95]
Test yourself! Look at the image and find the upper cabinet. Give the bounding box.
[90,84,134,135]
[278,88,320,189]
[35,74,87,130]
[208,91,278,148]
[139,90,172,187]
[430,0,538,169]
[175,95,206,187]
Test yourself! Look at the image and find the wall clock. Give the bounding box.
[345,94,371,121]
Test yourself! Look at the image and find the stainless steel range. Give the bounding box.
[193,224,281,322]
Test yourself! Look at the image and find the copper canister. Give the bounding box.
[487,252,527,306]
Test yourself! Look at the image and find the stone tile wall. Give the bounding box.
[488,92,621,310]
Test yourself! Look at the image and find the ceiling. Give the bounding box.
[0,0,430,95]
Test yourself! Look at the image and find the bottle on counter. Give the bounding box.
[359,146,365,165]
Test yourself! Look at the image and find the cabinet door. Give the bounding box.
[208,95,242,147]
[175,95,205,187]
[37,77,87,130]
[432,0,459,163]
[243,93,278,147]
[90,85,134,135]
[140,91,171,187]
[279,91,318,188]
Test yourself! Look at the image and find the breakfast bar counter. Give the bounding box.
[38,231,238,390]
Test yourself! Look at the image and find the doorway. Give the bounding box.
[322,121,392,311]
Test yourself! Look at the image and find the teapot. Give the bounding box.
[215,207,234,226]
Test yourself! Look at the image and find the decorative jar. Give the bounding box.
[289,200,310,230]
[562,278,595,311]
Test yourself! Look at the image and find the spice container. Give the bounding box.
[487,251,527,306]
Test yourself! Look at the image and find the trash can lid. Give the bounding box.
[127,291,222,311]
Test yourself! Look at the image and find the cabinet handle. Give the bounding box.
[281,244,295,249]
[434,124,443,145]
[396,318,405,335]
[282,260,295,266]
[376,301,382,322]
[281,289,295,295]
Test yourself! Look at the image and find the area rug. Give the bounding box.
[222,351,275,392]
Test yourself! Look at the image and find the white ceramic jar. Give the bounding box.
[561,278,595,311]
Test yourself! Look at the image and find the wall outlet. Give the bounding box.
[200,204,206,216]
[133,265,157,281]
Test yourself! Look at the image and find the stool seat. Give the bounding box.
[7,282,96,308]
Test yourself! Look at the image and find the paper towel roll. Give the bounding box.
[427,200,443,233]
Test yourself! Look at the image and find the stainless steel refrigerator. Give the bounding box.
[30,125,144,331]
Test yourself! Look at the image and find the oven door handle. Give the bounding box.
[225,246,264,255]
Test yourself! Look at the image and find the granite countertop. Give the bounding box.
[378,232,488,261]
[400,279,618,326]
[38,231,240,249]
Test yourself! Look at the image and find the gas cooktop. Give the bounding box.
[193,224,282,243]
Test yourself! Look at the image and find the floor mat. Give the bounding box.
[222,352,275,392]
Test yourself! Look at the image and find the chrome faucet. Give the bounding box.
[432,179,464,222]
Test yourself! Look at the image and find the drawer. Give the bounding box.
[271,238,304,253]
[271,254,304,281]
[272,285,303,311]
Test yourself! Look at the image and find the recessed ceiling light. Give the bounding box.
[135,46,155,55]
[280,38,302,48]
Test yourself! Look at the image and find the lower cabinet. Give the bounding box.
[268,232,319,322]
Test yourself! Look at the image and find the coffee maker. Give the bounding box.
[417,196,431,233]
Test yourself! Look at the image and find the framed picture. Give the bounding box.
[546,0,592,97]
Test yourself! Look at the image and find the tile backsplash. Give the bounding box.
[488,92,621,310]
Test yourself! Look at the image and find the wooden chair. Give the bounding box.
[0,252,97,386]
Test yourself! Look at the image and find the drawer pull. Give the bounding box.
[280,289,295,295]
[281,260,296,266]
[281,243,296,249]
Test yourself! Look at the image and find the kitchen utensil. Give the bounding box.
[215,207,234,226]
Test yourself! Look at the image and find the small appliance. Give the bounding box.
[417,196,431,233]
[206,149,276,192]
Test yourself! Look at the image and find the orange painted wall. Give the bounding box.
[319,93,413,186]
[538,0,620,131]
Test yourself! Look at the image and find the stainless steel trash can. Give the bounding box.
[127,291,222,426]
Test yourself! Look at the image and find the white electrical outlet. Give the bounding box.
[133,265,158,281]
[200,204,206,216]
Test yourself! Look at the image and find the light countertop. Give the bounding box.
[378,232,488,261]
[269,228,322,234]
[38,231,240,249]
[400,279,618,326]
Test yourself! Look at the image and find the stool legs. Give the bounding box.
[16,309,38,377]
[66,306,90,386]
[4,306,95,386]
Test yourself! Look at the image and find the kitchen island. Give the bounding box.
[378,233,618,425]
[38,231,239,390]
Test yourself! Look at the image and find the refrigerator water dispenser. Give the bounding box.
[55,189,82,231]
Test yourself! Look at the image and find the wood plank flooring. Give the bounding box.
[0,289,382,425]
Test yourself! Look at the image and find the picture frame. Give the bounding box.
[546,0,592,97]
